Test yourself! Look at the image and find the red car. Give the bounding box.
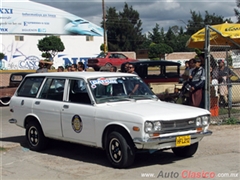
[87,52,137,71]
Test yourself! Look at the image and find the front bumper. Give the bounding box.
[133,130,212,150]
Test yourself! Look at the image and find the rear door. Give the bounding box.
[11,77,45,127]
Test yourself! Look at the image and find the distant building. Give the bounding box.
[0,0,103,70]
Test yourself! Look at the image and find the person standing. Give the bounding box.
[217,59,233,108]
[36,61,48,73]
[189,58,205,107]
[110,66,117,72]
[57,66,64,72]
[181,60,190,82]
[127,63,139,95]
[77,62,86,72]
[71,64,78,71]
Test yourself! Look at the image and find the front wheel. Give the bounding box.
[26,121,48,151]
[172,142,198,157]
[106,131,135,168]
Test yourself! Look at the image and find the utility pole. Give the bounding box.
[102,0,107,53]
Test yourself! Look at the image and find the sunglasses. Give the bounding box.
[128,66,133,69]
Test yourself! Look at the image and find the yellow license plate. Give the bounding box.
[176,135,191,147]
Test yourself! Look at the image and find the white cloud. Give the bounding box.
[31,0,238,34]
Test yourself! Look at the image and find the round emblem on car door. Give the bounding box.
[71,115,83,133]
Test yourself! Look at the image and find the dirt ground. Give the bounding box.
[1,105,239,180]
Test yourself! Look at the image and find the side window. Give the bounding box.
[68,79,91,104]
[39,78,65,101]
[17,77,44,97]
[118,54,127,59]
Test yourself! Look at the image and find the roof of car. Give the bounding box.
[131,60,181,66]
[25,71,137,79]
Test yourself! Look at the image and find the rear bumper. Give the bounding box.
[133,130,212,150]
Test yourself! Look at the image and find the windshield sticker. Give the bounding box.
[90,77,118,86]
[72,115,83,133]
[91,84,97,89]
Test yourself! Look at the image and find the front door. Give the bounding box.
[61,79,96,146]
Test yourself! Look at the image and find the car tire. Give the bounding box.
[106,131,135,168]
[26,121,48,151]
[172,142,198,157]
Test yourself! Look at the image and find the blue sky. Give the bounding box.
[32,0,237,34]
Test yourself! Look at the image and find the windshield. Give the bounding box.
[96,52,106,58]
[88,76,157,104]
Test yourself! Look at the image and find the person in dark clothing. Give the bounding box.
[217,59,233,108]
[188,58,205,107]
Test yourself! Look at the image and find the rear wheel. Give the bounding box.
[26,121,48,151]
[172,142,198,157]
[106,131,135,168]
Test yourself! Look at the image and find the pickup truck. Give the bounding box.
[0,72,30,106]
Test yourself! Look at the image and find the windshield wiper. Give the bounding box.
[130,95,158,101]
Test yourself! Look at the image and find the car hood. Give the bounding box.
[97,100,210,120]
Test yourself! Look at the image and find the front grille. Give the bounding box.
[161,118,196,134]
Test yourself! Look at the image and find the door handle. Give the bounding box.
[63,105,69,109]
[35,101,40,105]
[21,100,24,105]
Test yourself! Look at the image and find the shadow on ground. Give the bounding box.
[0,135,191,169]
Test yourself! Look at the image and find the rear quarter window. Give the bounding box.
[17,77,45,97]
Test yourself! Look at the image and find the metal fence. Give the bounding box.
[207,32,240,124]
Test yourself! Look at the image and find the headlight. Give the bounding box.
[153,121,162,131]
[144,121,153,132]
[196,117,202,126]
[202,116,209,126]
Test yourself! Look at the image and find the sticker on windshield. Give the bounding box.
[90,77,117,86]
[72,115,83,133]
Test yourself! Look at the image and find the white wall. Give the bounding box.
[0,34,103,70]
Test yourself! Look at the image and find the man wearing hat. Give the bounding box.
[217,59,233,108]
[188,58,205,107]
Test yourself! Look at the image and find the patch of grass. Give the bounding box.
[0,147,7,151]
[219,108,240,115]
[225,117,238,125]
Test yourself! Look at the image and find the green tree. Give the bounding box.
[234,0,240,22]
[104,3,144,51]
[186,10,232,35]
[148,42,173,60]
[148,23,163,44]
[104,7,120,51]
[37,36,65,61]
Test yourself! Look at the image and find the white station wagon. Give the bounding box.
[9,72,212,168]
